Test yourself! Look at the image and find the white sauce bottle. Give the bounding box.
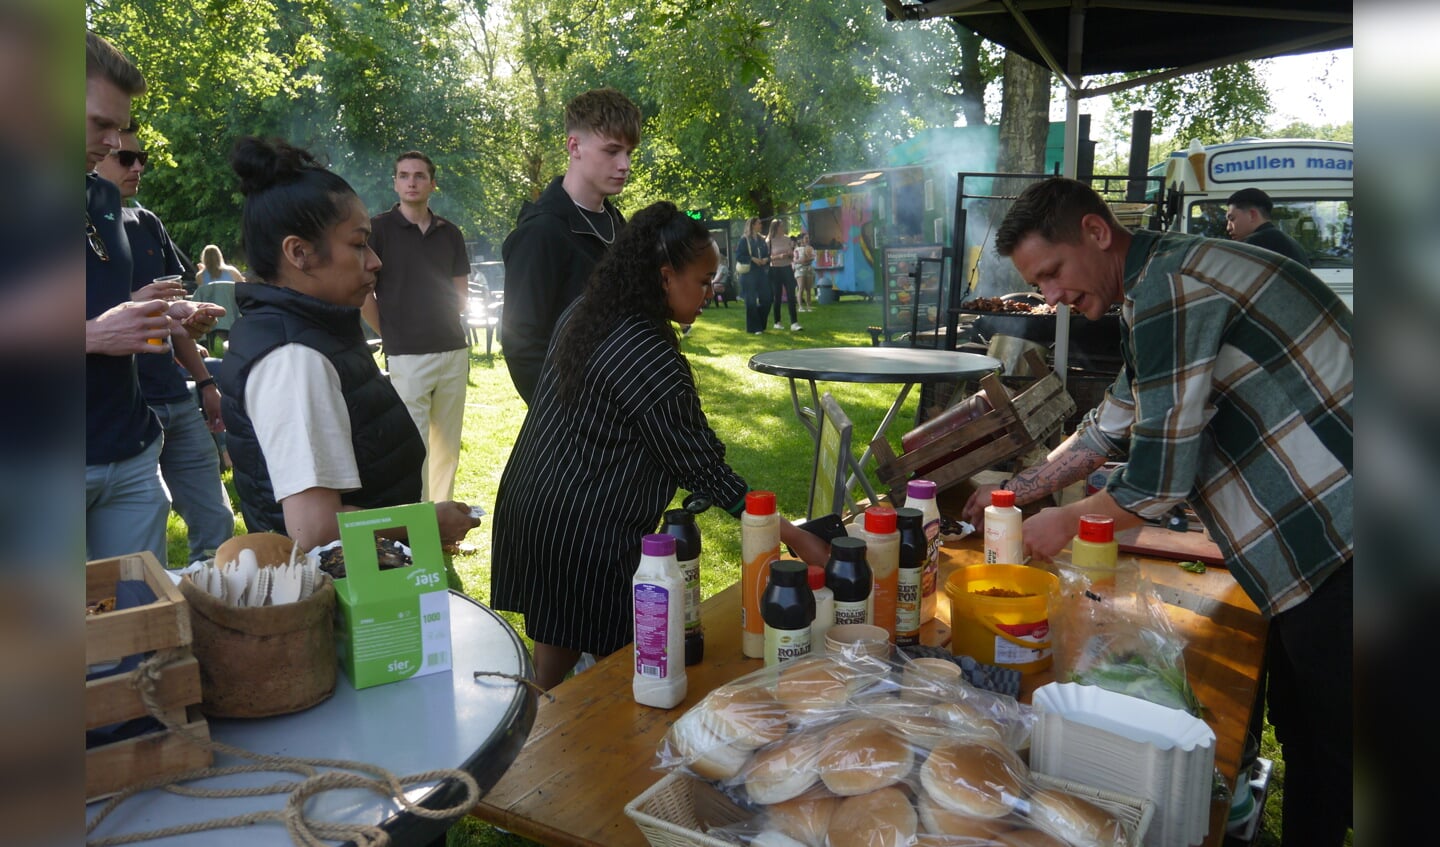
[633,533,687,709]
[984,488,1025,564]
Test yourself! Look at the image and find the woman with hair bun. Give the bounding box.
[218,136,480,552]
[490,201,830,689]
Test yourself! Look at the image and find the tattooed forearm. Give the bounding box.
[1008,436,1112,505]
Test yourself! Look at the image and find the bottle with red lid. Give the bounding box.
[983,487,1024,564]
[1071,514,1119,571]
[854,505,899,640]
[807,564,835,653]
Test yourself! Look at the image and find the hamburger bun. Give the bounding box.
[774,657,853,713]
[761,793,839,847]
[816,718,916,796]
[916,793,1015,839]
[996,827,1070,846]
[667,706,751,781]
[826,787,918,847]
[919,739,1027,818]
[699,685,789,750]
[1024,787,1128,847]
[929,700,1007,741]
[750,831,808,847]
[743,733,824,805]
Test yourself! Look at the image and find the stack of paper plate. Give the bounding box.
[1029,682,1215,847]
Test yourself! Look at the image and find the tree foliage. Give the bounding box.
[90,0,1308,270]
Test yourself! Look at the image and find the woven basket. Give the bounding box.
[625,771,1154,847]
[179,575,337,718]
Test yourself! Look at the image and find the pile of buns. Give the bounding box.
[657,655,1132,847]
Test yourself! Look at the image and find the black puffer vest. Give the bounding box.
[219,283,424,534]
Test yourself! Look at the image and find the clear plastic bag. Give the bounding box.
[1048,555,1204,716]
[651,653,1138,847]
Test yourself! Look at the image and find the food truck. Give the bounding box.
[802,124,1072,341]
[1157,138,1353,309]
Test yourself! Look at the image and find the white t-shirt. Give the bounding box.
[245,344,362,502]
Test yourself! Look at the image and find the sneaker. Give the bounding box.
[790,322,803,331]
[752,330,764,335]
[773,322,782,330]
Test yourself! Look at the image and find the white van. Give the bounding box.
[1157,138,1353,309]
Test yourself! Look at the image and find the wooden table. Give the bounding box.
[470,538,1265,847]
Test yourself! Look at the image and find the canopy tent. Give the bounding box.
[880,0,1354,375]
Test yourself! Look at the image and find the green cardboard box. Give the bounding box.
[333,503,452,689]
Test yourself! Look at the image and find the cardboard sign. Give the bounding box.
[333,503,452,689]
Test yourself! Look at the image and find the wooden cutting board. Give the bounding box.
[1116,523,1226,566]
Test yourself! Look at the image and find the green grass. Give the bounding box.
[166,295,1300,847]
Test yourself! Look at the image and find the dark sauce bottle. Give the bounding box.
[660,508,704,666]
[895,507,925,648]
[761,560,815,667]
[825,536,872,626]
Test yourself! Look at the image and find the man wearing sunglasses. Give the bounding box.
[85,31,224,565]
[96,126,234,566]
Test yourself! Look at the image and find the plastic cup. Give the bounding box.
[824,623,890,662]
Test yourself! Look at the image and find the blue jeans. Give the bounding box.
[86,437,169,564]
[152,398,234,563]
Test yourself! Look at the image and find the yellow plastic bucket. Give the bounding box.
[946,564,1059,674]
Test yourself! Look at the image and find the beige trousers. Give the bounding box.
[387,348,470,502]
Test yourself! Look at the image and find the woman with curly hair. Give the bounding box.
[490,201,830,689]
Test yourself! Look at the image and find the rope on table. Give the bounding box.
[85,649,482,847]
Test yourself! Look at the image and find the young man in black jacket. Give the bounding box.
[500,88,641,405]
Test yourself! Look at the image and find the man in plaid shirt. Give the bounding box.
[962,178,1352,847]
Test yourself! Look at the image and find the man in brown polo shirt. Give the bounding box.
[362,151,471,509]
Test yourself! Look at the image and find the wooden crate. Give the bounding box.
[86,552,212,801]
[871,364,1076,502]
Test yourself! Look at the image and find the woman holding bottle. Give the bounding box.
[490,202,828,689]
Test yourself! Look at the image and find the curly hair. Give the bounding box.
[552,201,712,403]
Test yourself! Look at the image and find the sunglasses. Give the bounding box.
[110,150,149,168]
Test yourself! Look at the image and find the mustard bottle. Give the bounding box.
[1071,514,1119,577]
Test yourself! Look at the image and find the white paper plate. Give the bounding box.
[1032,682,1214,751]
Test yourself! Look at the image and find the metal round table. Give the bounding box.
[86,591,537,846]
[748,347,1001,510]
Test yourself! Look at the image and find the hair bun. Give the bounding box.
[230,136,319,196]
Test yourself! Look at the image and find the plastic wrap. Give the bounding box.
[1047,557,1202,716]
[653,653,1139,847]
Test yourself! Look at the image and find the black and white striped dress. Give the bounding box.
[490,310,749,655]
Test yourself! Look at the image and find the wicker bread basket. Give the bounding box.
[625,770,1154,847]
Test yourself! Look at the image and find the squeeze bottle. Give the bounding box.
[983,488,1024,565]
[807,564,835,654]
[741,491,781,659]
[632,534,687,709]
[1069,513,1121,592]
[855,506,900,641]
[906,479,943,623]
[660,508,704,665]
[825,536,872,626]
[894,507,925,649]
[762,560,815,667]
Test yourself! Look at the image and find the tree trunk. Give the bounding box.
[977,52,1053,296]
[949,22,987,127]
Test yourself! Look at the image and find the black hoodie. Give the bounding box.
[499,176,625,404]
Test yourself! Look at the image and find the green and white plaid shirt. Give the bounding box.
[1076,229,1353,617]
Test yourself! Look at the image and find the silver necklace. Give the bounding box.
[572,199,615,245]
